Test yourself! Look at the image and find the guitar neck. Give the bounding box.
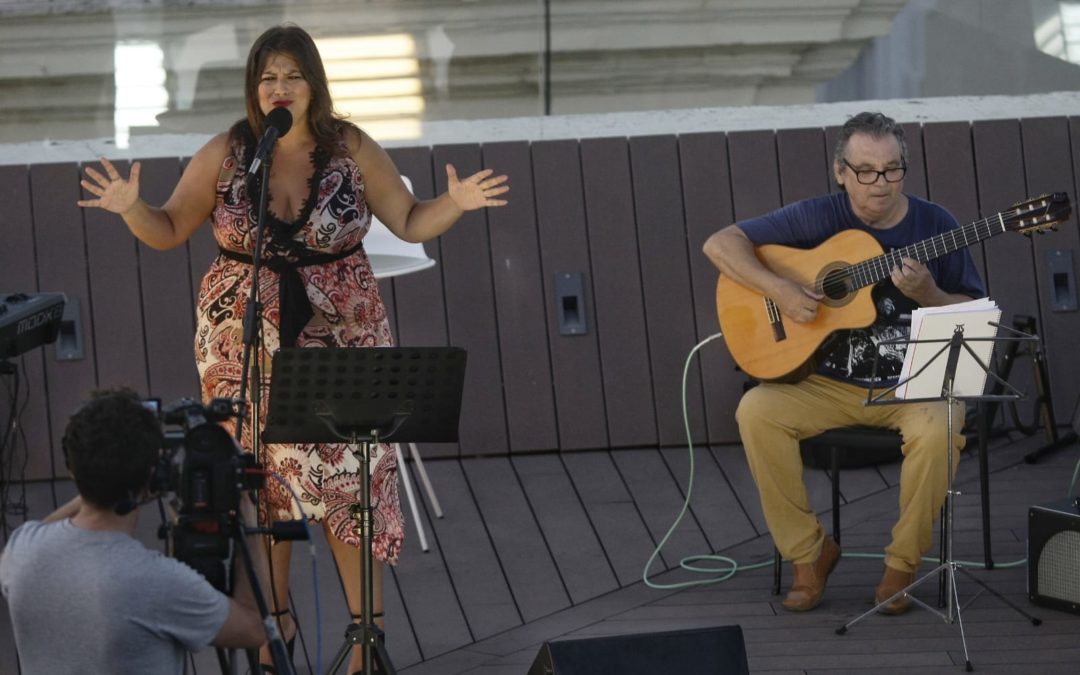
[850,213,1005,289]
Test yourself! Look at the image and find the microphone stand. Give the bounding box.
[235,155,272,459]
[236,106,291,462]
[231,148,297,675]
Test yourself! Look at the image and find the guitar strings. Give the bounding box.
[816,207,1024,294]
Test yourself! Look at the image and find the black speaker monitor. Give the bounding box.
[528,625,749,675]
[1028,499,1080,615]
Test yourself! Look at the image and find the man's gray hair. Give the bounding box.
[833,111,909,167]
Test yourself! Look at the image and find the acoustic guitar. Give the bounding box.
[715,193,1073,382]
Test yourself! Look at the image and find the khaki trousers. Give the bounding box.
[735,374,965,573]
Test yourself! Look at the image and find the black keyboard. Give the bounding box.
[0,292,66,359]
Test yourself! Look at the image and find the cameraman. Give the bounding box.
[0,387,268,673]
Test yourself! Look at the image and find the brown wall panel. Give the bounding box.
[972,121,1039,313]
[0,166,37,290]
[178,156,220,315]
[30,162,97,478]
[1020,117,1080,420]
[0,165,54,480]
[432,144,507,455]
[80,159,149,394]
[777,127,831,205]
[728,130,782,221]
[923,122,980,225]
[135,158,199,403]
[484,140,559,452]
[678,132,741,443]
[971,120,1039,403]
[531,140,607,450]
[629,135,705,447]
[385,146,457,458]
[903,124,929,200]
[579,137,658,448]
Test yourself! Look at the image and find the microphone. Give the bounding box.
[248,107,293,176]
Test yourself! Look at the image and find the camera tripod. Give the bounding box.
[157,486,301,675]
[264,346,467,675]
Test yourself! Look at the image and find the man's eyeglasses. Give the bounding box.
[842,158,906,185]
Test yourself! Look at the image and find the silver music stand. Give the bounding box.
[835,322,1041,671]
[263,346,467,675]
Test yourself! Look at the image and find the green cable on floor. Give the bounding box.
[642,332,1034,592]
[643,332,770,590]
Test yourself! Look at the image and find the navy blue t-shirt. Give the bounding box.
[737,192,986,387]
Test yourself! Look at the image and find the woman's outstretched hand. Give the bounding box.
[445,164,509,211]
[77,157,142,214]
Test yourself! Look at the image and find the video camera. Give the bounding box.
[152,397,263,592]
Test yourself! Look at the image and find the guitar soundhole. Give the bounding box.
[820,268,850,303]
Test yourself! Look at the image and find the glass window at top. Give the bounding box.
[4,1,1080,148]
[0,0,548,146]
[1035,1,1080,63]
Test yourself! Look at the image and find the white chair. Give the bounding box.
[367,176,442,552]
[365,176,436,279]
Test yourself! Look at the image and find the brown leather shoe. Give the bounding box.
[781,536,840,611]
[874,565,916,615]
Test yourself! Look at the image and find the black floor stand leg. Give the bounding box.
[978,315,1075,465]
[325,438,397,675]
[327,621,394,675]
[1023,341,1076,463]
[976,402,994,570]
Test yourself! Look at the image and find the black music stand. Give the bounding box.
[263,346,467,675]
[836,323,1040,671]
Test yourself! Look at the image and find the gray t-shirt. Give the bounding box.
[0,519,231,675]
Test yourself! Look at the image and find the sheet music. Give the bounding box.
[895,297,1001,399]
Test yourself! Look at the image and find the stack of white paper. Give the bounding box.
[895,297,1002,400]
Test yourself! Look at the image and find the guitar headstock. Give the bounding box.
[1005,192,1072,234]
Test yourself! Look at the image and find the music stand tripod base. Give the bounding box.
[835,327,1041,672]
[263,346,467,675]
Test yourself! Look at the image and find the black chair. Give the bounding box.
[771,405,993,595]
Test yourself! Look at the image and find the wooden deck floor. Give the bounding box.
[2,430,1079,674]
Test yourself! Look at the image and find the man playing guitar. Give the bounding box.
[703,111,985,614]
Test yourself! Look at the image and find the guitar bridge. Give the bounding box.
[765,297,786,342]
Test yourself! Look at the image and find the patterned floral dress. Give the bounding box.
[194,128,404,565]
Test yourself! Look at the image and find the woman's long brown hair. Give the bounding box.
[233,24,356,157]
